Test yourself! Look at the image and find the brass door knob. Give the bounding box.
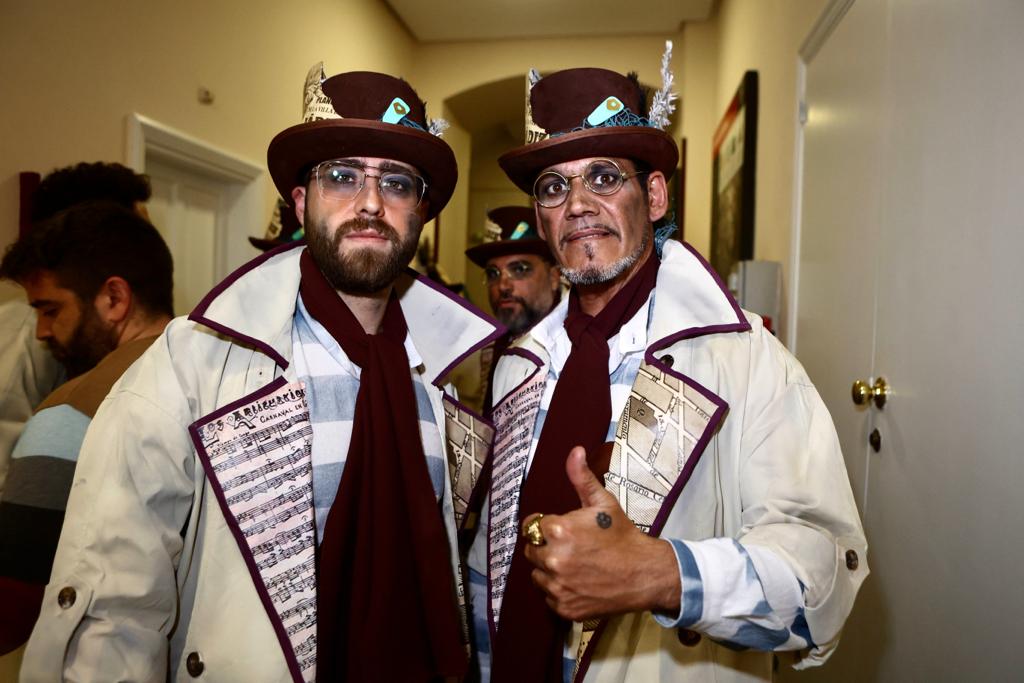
[852,377,889,409]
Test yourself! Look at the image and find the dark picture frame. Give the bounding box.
[710,70,758,279]
[677,137,687,240]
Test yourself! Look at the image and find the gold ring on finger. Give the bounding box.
[522,514,546,546]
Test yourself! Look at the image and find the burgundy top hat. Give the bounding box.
[465,206,552,267]
[267,64,457,221]
[499,44,679,194]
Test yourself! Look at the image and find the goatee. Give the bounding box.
[562,230,650,287]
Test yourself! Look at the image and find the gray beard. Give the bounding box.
[561,230,650,286]
[305,213,421,294]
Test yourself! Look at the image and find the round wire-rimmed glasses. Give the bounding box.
[533,158,644,208]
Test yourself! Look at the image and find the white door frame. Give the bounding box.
[124,113,265,281]
[787,0,857,351]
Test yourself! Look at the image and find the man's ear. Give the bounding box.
[95,276,132,324]
[291,186,307,226]
[646,171,669,223]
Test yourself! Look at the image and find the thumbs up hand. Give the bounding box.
[521,447,681,621]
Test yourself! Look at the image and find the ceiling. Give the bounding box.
[385,0,714,43]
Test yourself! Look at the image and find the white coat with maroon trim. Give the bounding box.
[20,244,501,682]
[487,240,869,682]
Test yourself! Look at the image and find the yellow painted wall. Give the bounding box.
[1,0,825,338]
[680,19,720,261]
[0,0,415,299]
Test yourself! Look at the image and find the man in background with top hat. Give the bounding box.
[249,198,306,252]
[467,45,868,683]
[22,63,501,683]
[464,205,561,415]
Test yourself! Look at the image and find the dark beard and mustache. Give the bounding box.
[49,304,118,378]
[305,213,422,294]
[494,295,553,336]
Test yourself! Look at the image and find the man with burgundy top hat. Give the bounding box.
[465,206,561,415]
[23,63,502,682]
[466,44,868,683]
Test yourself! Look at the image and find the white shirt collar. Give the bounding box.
[529,290,653,376]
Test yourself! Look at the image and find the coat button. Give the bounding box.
[186,652,204,677]
[677,628,701,647]
[845,549,859,571]
[660,354,675,368]
[57,586,76,609]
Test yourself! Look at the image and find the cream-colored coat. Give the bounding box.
[21,246,500,682]
[489,240,868,682]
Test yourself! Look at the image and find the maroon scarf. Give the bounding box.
[490,252,659,683]
[299,251,466,682]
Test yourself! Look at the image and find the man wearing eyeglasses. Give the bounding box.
[466,62,867,683]
[23,65,501,683]
[465,206,562,415]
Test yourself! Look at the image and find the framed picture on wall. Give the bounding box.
[677,137,687,241]
[710,70,758,280]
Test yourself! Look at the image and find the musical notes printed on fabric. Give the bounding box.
[487,374,545,627]
[196,381,317,682]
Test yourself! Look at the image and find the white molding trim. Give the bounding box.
[800,0,856,62]
[787,58,808,353]
[789,0,854,351]
[124,113,266,285]
[124,113,262,182]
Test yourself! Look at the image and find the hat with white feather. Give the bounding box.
[499,42,679,194]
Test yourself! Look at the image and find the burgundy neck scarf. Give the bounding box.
[299,251,466,682]
[491,252,659,683]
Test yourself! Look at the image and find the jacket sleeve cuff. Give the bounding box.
[652,538,703,628]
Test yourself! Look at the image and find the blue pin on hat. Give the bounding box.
[381,97,412,124]
[509,221,532,240]
[586,96,625,126]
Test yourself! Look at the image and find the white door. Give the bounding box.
[783,0,1024,679]
[146,155,229,316]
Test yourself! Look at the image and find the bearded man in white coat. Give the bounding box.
[23,64,501,682]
